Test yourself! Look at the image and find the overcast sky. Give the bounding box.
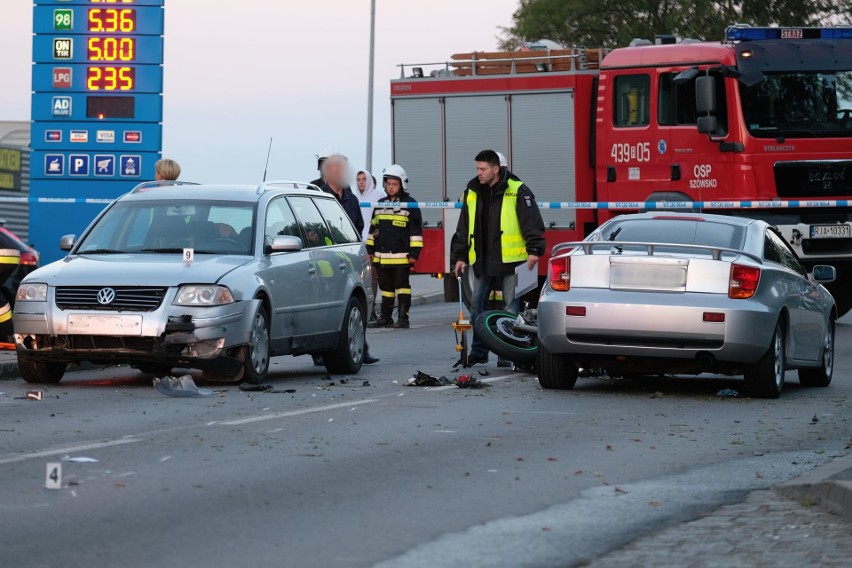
[0,0,520,183]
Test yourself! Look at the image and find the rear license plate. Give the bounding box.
[810,225,851,239]
[67,314,142,336]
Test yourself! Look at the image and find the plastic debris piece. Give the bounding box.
[811,414,819,423]
[153,375,214,398]
[716,389,739,397]
[26,390,44,401]
[362,380,370,387]
[456,375,486,389]
[62,456,99,463]
[407,371,449,387]
[239,384,273,392]
[478,369,491,377]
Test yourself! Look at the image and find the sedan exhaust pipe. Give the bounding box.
[696,352,715,371]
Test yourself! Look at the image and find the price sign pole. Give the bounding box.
[31,0,165,263]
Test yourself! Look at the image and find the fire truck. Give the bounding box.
[392,25,852,313]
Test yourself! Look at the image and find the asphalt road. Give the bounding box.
[1,303,850,568]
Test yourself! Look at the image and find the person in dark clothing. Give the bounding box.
[451,149,545,366]
[314,153,378,365]
[366,164,423,329]
[319,154,364,237]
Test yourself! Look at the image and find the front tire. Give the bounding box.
[242,306,271,385]
[324,297,365,375]
[19,358,66,384]
[473,310,537,365]
[536,340,578,390]
[799,319,834,388]
[745,321,785,399]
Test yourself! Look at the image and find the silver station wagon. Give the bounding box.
[13,181,370,384]
[537,213,837,398]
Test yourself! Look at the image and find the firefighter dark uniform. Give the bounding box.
[366,165,423,329]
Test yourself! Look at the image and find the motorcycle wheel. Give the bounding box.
[473,310,537,365]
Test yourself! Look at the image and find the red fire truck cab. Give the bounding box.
[391,26,852,312]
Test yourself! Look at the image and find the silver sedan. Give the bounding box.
[537,213,837,398]
[13,181,371,385]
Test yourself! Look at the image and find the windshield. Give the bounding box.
[601,219,747,251]
[740,70,852,138]
[76,200,256,255]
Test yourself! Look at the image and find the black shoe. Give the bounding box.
[497,358,512,368]
[369,311,378,323]
[312,355,325,366]
[393,318,409,329]
[466,352,489,366]
[368,317,394,328]
[363,355,380,365]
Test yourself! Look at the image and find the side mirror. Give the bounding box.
[268,235,303,253]
[59,234,77,251]
[811,265,836,284]
[697,115,718,134]
[695,76,716,115]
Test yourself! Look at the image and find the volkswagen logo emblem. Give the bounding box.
[97,287,116,305]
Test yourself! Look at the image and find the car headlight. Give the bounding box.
[173,285,235,306]
[16,283,48,302]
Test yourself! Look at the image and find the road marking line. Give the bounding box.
[0,438,140,465]
[220,399,379,426]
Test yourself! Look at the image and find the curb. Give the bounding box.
[412,291,445,307]
[774,450,852,521]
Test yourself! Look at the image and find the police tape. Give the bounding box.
[362,199,852,210]
[3,195,851,210]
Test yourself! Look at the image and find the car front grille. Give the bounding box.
[55,286,167,311]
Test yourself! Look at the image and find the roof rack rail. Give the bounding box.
[130,180,201,193]
[256,180,321,194]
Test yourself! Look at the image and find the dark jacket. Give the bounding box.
[320,184,364,236]
[366,192,424,264]
[451,169,546,277]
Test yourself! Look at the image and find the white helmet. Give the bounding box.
[495,151,508,167]
[315,147,339,170]
[383,164,408,190]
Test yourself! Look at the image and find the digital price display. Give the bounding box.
[87,66,135,90]
[88,8,137,33]
[87,37,135,62]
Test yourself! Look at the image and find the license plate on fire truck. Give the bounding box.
[810,225,851,239]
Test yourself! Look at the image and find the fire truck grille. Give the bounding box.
[774,161,852,198]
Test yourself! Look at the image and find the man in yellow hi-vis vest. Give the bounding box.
[0,246,20,342]
[451,149,545,366]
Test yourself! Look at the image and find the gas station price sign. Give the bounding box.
[31,0,165,264]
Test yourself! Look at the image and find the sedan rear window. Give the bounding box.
[603,219,746,250]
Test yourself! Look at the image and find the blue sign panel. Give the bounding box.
[32,93,163,122]
[31,122,162,152]
[32,1,164,263]
[33,6,165,36]
[32,63,164,93]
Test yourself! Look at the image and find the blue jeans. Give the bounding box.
[470,272,518,360]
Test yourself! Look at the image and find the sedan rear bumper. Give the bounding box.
[538,288,778,366]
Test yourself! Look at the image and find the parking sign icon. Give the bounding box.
[69,154,90,177]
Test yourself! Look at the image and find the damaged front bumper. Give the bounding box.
[13,298,260,374]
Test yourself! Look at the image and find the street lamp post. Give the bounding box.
[366,0,376,172]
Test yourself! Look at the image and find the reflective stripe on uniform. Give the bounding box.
[409,235,423,248]
[395,288,412,295]
[0,303,11,323]
[381,290,396,298]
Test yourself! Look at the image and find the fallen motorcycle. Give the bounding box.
[473,306,538,367]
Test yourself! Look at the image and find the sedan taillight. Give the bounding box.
[729,264,760,299]
[549,256,571,292]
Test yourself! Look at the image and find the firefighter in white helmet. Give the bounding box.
[366,165,423,329]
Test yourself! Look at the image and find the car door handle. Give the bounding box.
[308,264,317,275]
[338,262,347,271]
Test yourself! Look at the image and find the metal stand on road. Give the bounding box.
[452,276,472,368]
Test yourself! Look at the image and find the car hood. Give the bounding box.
[23,254,253,287]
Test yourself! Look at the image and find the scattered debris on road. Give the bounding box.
[62,456,98,463]
[717,389,739,397]
[153,375,213,398]
[239,384,296,394]
[26,390,44,401]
